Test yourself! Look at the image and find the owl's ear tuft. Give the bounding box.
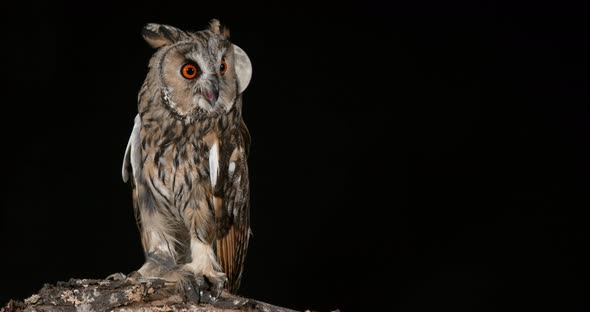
[142,23,186,48]
[233,44,252,94]
[209,19,230,38]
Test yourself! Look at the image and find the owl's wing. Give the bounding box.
[214,121,251,293]
[122,115,143,233]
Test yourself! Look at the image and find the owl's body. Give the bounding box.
[121,20,252,294]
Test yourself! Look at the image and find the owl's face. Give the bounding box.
[142,21,251,121]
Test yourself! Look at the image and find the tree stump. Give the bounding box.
[1,278,301,312]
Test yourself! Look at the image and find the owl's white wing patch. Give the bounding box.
[209,140,220,188]
[122,114,141,183]
[228,161,236,177]
[227,147,241,179]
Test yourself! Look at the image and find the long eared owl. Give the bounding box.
[120,19,252,295]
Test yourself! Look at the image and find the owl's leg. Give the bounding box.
[135,211,180,280]
[183,234,228,299]
[130,211,209,302]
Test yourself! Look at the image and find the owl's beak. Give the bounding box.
[205,80,219,104]
[205,90,218,104]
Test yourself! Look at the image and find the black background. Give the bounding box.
[1,0,588,311]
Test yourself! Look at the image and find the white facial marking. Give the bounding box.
[197,96,212,111]
[223,98,235,113]
[164,88,177,109]
[187,50,209,75]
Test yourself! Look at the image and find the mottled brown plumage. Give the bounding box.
[121,20,252,294]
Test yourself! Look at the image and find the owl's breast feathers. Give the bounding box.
[129,105,250,269]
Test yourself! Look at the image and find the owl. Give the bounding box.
[120,20,252,298]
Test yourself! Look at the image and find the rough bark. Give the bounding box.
[1,278,301,312]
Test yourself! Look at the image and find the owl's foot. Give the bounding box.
[203,272,227,300]
[176,274,206,303]
[184,274,249,309]
[175,272,226,304]
[167,272,204,303]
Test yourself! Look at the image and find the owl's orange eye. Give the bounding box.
[181,63,198,79]
[220,58,227,75]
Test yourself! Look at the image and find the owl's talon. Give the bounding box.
[126,270,143,282]
[105,271,143,283]
[105,272,127,281]
[176,274,226,304]
[178,275,204,303]
[209,282,224,302]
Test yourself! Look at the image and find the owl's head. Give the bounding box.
[142,20,252,120]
